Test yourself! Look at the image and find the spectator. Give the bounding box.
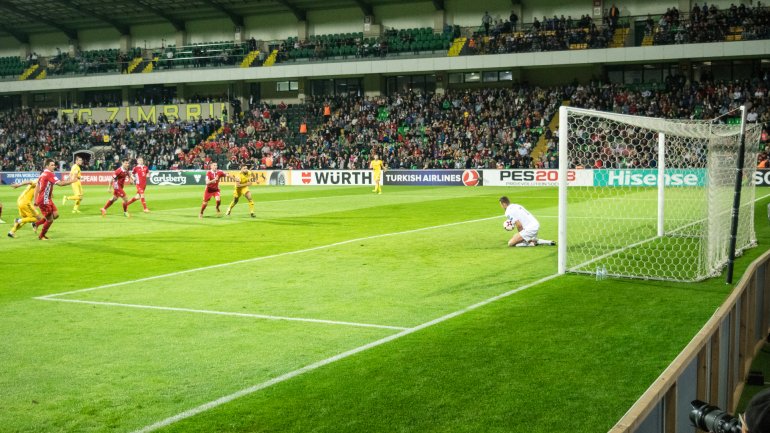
[482,11,492,36]
[608,4,620,29]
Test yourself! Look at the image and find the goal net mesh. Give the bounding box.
[560,107,760,282]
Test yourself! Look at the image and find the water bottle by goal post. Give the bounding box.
[596,265,607,281]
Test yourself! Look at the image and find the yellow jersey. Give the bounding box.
[70,164,82,184]
[369,159,384,173]
[237,171,251,187]
[17,183,35,206]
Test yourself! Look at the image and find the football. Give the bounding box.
[503,220,514,231]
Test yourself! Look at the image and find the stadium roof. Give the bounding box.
[0,0,443,42]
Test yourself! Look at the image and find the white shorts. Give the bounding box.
[520,227,539,242]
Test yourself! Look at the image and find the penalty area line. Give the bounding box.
[33,298,408,331]
[130,272,560,433]
[35,215,500,300]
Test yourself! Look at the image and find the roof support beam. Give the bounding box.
[352,0,373,17]
[133,0,186,32]
[53,0,131,35]
[275,0,306,22]
[0,0,78,40]
[0,25,29,44]
[201,0,243,27]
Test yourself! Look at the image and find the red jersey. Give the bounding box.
[113,167,130,191]
[35,169,59,206]
[132,165,149,187]
[206,170,226,193]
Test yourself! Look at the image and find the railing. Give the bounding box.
[608,248,770,433]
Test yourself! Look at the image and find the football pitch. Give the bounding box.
[1,184,769,433]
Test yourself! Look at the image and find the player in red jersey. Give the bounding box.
[200,162,226,218]
[32,158,77,240]
[126,157,150,213]
[100,160,135,218]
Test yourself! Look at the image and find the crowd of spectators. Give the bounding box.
[3,4,770,82]
[0,108,221,172]
[2,73,770,173]
[466,9,616,55]
[467,20,613,55]
[282,89,560,170]
[650,3,770,45]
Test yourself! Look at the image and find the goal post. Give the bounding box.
[557,106,761,282]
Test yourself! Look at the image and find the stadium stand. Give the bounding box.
[648,3,770,45]
[155,41,249,70]
[461,13,616,55]
[278,27,453,63]
[2,76,768,173]
[0,56,24,79]
[0,6,767,80]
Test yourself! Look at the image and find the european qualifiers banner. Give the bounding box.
[79,171,117,185]
[0,171,45,185]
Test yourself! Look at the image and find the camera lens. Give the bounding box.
[690,400,742,433]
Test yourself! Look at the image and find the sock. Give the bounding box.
[67,195,79,201]
[126,197,138,207]
[227,200,236,212]
[73,199,81,211]
[514,242,533,247]
[0,204,3,218]
[141,198,147,210]
[200,203,207,214]
[215,199,221,212]
[39,219,53,238]
[15,216,31,231]
[104,200,114,210]
[248,200,254,214]
[122,201,128,212]
[12,216,37,233]
[536,239,556,245]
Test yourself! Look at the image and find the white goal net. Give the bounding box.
[557,106,761,282]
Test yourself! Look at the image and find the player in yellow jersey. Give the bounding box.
[62,156,84,213]
[369,153,385,194]
[225,165,256,218]
[7,180,42,238]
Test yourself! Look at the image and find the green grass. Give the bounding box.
[1,184,769,432]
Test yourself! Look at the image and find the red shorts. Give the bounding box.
[135,186,146,195]
[203,190,221,202]
[38,202,57,217]
[113,189,126,198]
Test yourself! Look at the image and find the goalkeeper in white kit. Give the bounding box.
[499,196,556,247]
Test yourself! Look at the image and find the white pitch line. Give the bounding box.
[130,272,559,433]
[540,215,666,221]
[35,298,407,331]
[35,215,500,300]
